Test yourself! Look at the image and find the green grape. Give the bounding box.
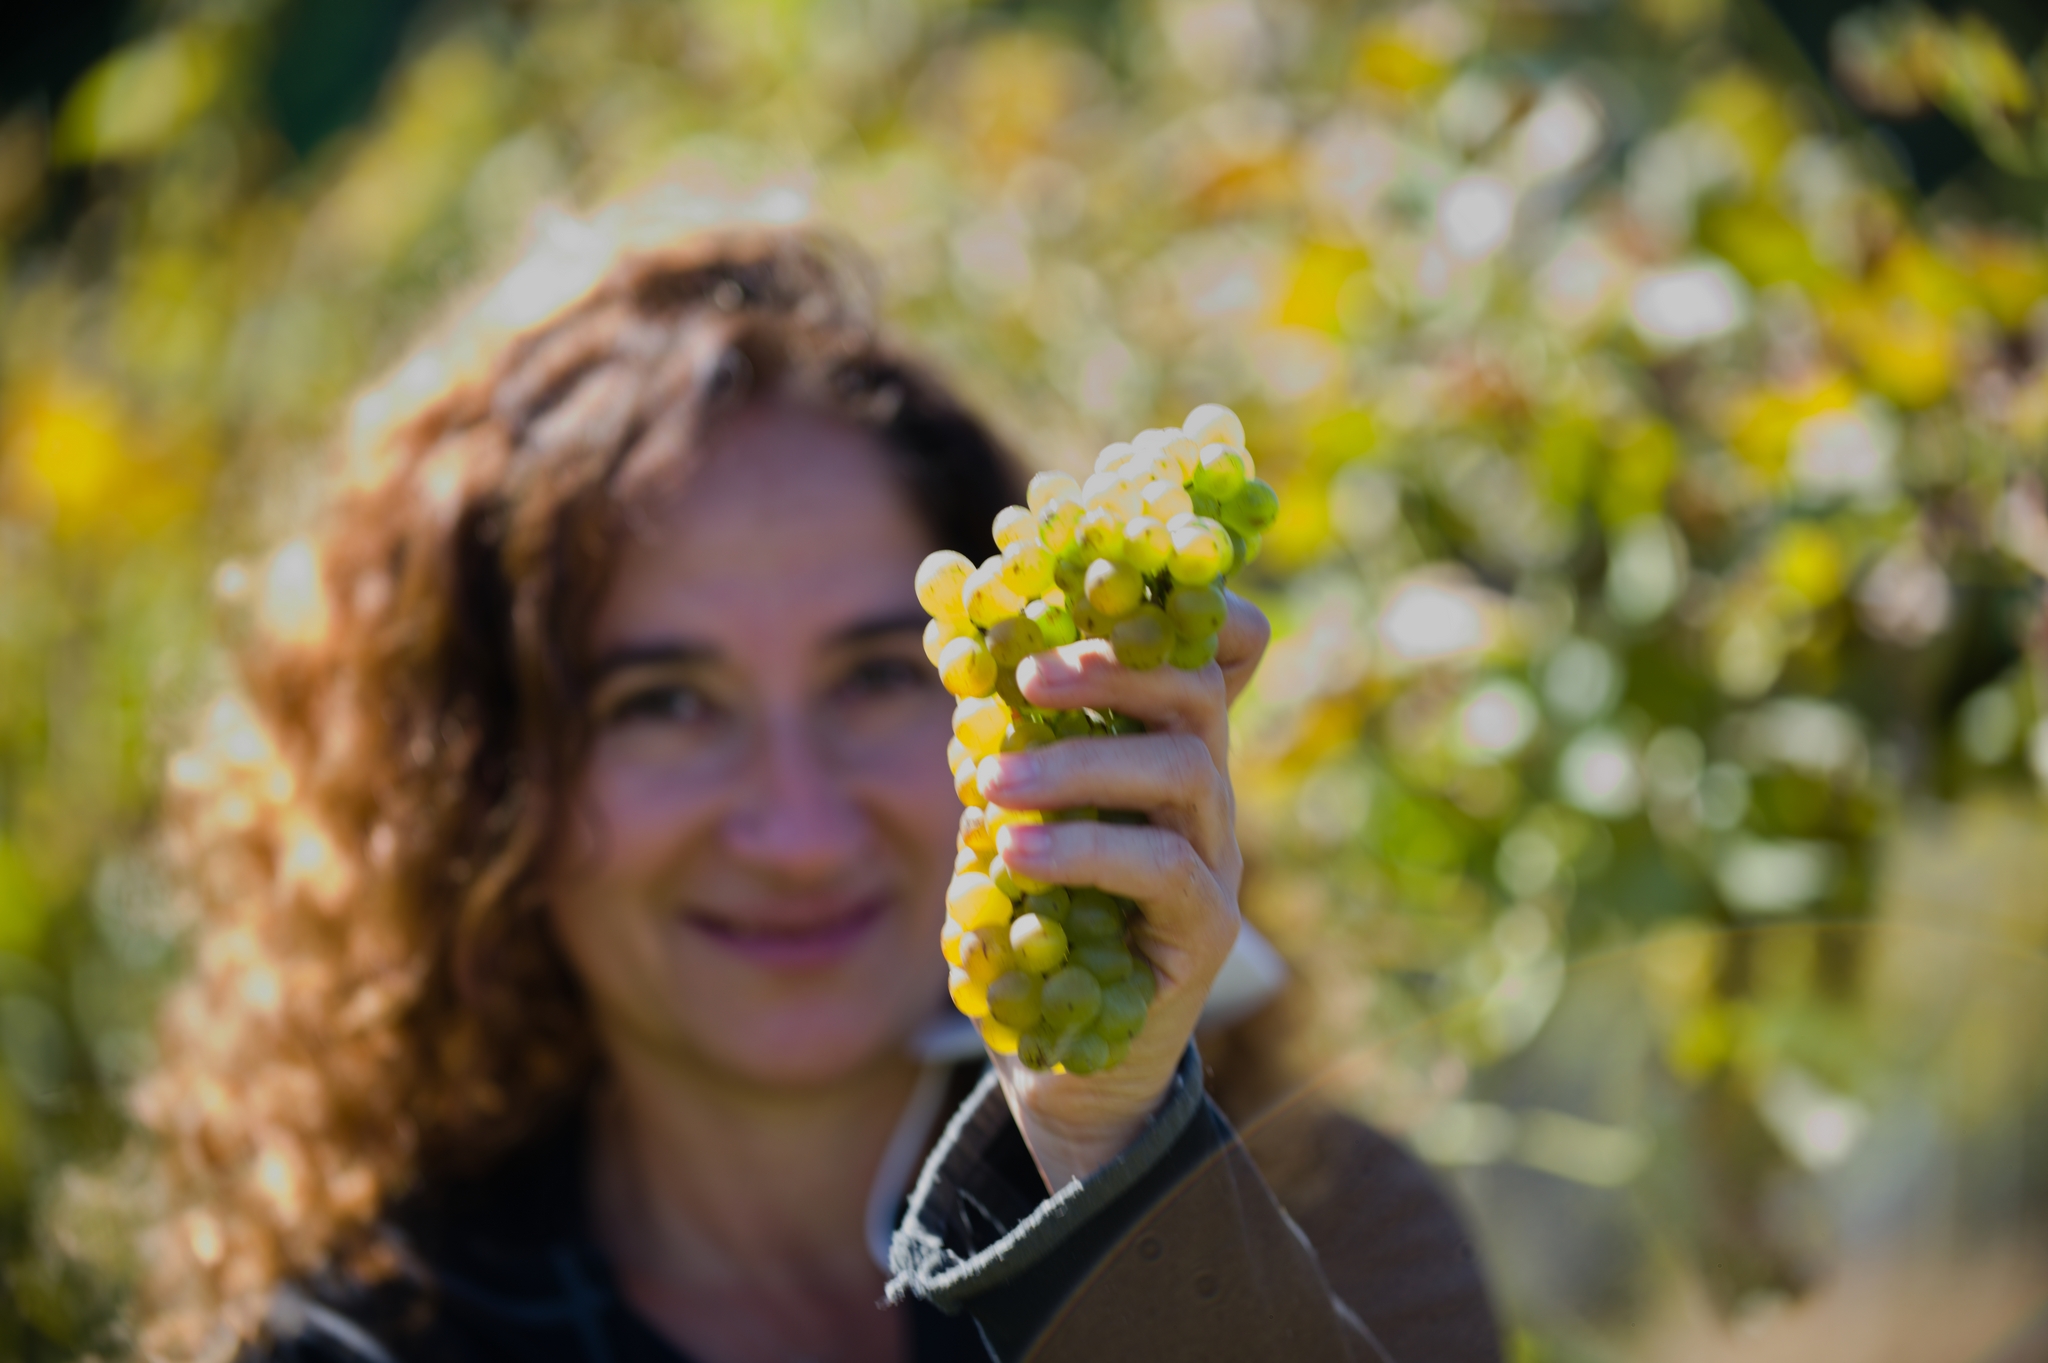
[1169,630,1220,670]
[1111,605,1173,670]
[994,666,1030,712]
[1122,515,1172,574]
[1065,891,1125,943]
[1059,1031,1111,1075]
[954,755,986,807]
[1010,913,1069,973]
[1003,712,1057,750]
[1000,539,1055,596]
[1075,507,1125,561]
[1040,966,1103,1030]
[1095,980,1149,1044]
[1052,553,1087,596]
[1221,478,1279,534]
[985,615,1046,668]
[992,505,1039,549]
[1191,490,1221,519]
[1022,886,1072,921]
[986,970,1044,1029]
[1102,1035,1132,1070]
[939,635,997,698]
[916,550,976,624]
[1224,526,1249,573]
[1028,470,1083,515]
[941,917,966,967]
[959,806,996,855]
[1239,530,1262,564]
[1166,582,1227,637]
[947,872,1012,932]
[1024,597,1078,647]
[1017,1029,1057,1071]
[1131,965,1158,1005]
[1051,710,1094,740]
[1076,941,1135,983]
[1192,443,1248,501]
[1069,596,1114,639]
[1084,558,1144,617]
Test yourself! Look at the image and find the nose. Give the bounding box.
[721,708,869,881]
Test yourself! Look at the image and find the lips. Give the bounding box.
[683,896,890,971]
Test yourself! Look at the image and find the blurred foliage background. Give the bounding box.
[4,0,2048,1358]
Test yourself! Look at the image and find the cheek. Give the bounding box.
[557,756,722,887]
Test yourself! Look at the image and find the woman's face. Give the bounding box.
[548,404,960,1089]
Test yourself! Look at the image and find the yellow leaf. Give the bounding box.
[52,26,225,164]
[1273,242,1373,333]
[1768,523,1848,607]
[1598,419,1678,527]
[1725,372,1857,480]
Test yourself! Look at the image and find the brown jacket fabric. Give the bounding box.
[890,1047,1502,1362]
[247,1049,1500,1362]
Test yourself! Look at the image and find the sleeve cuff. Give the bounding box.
[886,1043,1207,1312]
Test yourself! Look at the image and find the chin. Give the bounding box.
[692,992,940,1088]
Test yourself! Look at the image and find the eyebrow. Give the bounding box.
[586,611,931,683]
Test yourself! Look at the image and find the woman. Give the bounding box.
[139,223,1499,1362]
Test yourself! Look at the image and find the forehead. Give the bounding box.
[594,405,933,650]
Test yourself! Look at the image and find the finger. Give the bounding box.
[976,733,1233,871]
[994,821,1241,986]
[1216,591,1271,707]
[1017,642,1229,769]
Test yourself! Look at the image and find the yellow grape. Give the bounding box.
[992,505,1039,550]
[1084,558,1144,617]
[948,968,990,1018]
[1123,515,1171,574]
[1000,539,1055,597]
[938,635,997,698]
[1038,496,1084,555]
[1141,479,1195,523]
[953,756,987,808]
[954,695,1009,757]
[915,550,975,623]
[977,1015,1022,1055]
[947,872,1012,931]
[1182,403,1246,450]
[1028,470,1083,514]
[963,561,1025,628]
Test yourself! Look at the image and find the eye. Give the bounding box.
[838,654,932,699]
[604,682,714,727]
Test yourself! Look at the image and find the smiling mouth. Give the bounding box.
[684,897,891,970]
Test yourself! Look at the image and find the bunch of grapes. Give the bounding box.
[914,404,1278,1074]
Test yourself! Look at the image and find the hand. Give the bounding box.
[973,592,1271,1189]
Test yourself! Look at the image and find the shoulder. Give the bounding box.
[1238,1100,1502,1362]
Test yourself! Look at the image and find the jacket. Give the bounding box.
[248,1047,1501,1362]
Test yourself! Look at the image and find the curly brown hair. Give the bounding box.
[135,224,1029,1358]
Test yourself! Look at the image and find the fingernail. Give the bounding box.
[980,752,1036,794]
[998,823,1050,858]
